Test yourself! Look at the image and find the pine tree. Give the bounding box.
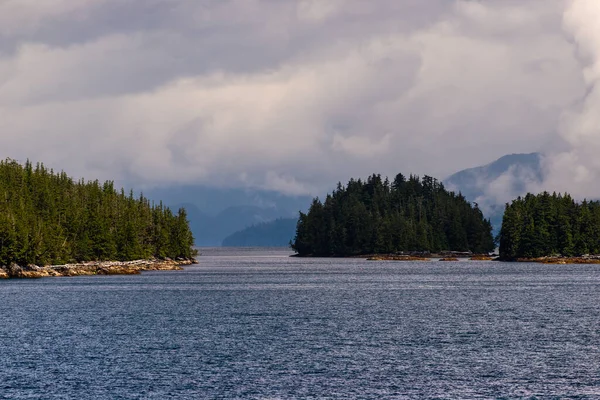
[498,191,600,259]
[291,173,495,256]
[0,158,195,265]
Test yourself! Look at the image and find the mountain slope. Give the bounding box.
[222,218,298,247]
[176,203,302,246]
[443,152,543,233]
[143,185,311,246]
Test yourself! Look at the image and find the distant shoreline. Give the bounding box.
[0,258,197,279]
[291,251,494,261]
[292,253,600,264]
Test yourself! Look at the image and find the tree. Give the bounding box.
[0,158,196,265]
[292,173,495,256]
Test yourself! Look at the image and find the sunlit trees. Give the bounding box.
[0,158,195,266]
[499,192,600,260]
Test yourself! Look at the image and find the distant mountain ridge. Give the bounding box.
[222,218,298,247]
[144,185,310,246]
[444,152,544,234]
[142,153,543,246]
[444,153,543,201]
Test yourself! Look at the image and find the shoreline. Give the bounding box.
[0,258,197,279]
[366,254,495,261]
[292,252,494,261]
[296,253,600,264]
[513,256,600,264]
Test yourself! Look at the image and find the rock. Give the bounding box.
[470,255,493,261]
[97,266,140,275]
[6,263,44,278]
[0,257,195,279]
[367,255,430,261]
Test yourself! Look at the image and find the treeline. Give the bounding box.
[499,192,600,260]
[222,218,297,247]
[292,174,495,256]
[0,159,195,266]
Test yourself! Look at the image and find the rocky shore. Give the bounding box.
[515,256,600,264]
[365,252,495,261]
[367,255,430,261]
[0,258,197,279]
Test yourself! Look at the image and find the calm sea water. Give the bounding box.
[2,248,600,399]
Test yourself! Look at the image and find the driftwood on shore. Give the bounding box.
[0,258,197,279]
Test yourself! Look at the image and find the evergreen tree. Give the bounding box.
[0,158,196,266]
[292,173,495,256]
[498,191,600,259]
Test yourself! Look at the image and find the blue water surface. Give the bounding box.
[1,247,600,399]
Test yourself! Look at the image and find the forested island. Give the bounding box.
[499,192,600,261]
[0,159,196,277]
[291,174,495,257]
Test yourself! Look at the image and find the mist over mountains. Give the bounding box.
[157,152,545,247]
[144,185,310,246]
[444,153,544,233]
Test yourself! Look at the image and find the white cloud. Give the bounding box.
[332,133,391,158]
[537,0,600,199]
[297,0,344,22]
[0,0,589,196]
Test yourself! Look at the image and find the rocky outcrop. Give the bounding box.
[470,255,494,261]
[515,256,600,264]
[367,255,430,261]
[0,258,196,279]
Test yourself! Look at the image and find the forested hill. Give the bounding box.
[291,174,495,257]
[0,159,195,266]
[222,218,297,247]
[499,192,600,260]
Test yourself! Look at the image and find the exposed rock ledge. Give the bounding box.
[0,258,197,279]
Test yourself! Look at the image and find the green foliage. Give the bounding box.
[291,174,495,256]
[499,192,600,259]
[0,159,195,266]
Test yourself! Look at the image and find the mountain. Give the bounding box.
[143,185,310,246]
[222,218,298,247]
[140,154,544,246]
[443,152,543,234]
[172,202,303,246]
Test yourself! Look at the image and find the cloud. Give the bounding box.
[536,0,600,199]
[332,133,391,158]
[0,0,588,195]
[297,0,344,22]
[475,165,543,215]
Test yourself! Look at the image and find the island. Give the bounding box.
[499,192,600,262]
[0,159,197,278]
[291,173,495,257]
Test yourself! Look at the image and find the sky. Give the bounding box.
[0,0,596,197]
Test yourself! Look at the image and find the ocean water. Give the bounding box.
[1,248,600,399]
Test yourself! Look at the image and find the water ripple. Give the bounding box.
[1,251,600,398]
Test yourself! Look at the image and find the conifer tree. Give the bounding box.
[292,173,495,256]
[0,158,196,265]
[498,191,600,259]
